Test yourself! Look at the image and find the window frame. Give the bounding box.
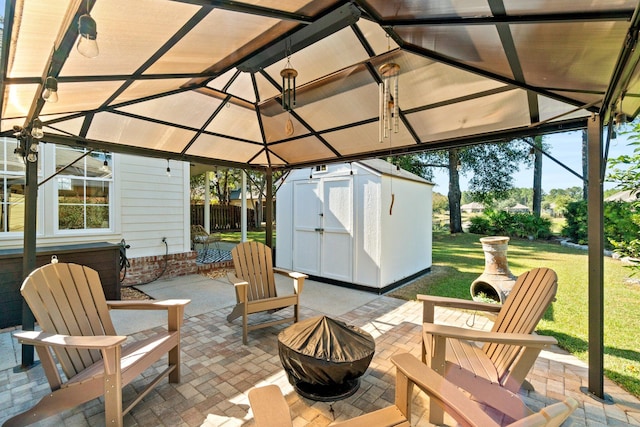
[53,146,114,235]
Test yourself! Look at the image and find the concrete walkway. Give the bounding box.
[1,273,639,426]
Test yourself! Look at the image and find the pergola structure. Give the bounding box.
[2,0,640,401]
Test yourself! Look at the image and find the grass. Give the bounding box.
[390,232,640,397]
[218,230,274,245]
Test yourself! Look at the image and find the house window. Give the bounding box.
[0,138,26,233]
[56,146,112,231]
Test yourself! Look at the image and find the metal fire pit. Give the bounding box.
[278,316,375,402]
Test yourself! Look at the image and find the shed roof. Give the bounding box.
[357,159,432,185]
[2,1,639,171]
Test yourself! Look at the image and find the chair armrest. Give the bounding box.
[107,299,190,310]
[248,385,293,427]
[418,294,502,313]
[391,353,501,427]
[14,330,126,349]
[228,273,249,302]
[273,267,308,280]
[273,268,307,294]
[423,323,557,347]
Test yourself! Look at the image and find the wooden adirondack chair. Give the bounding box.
[420,267,558,424]
[3,262,189,427]
[248,353,578,427]
[227,241,307,344]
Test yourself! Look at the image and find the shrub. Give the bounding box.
[562,200,588,244]
[562,200,640,251]
[468,209,552,239]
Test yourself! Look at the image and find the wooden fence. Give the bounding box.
[191,204,257,231]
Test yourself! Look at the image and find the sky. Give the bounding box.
[429,129,636,194]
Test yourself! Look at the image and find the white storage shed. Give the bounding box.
[276,159,433,293]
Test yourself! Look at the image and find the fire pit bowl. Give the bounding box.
[277,316,375,401]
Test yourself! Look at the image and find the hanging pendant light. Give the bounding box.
[42,76,59,103]
[31,118,44,139]
[77,12,99,58]
[378,62,400,143]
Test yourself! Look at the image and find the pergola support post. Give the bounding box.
[204,171,211,232]
[265,168,273,249]
[587,114,605,399]
[241,170,247,242]
[21,135,38,367]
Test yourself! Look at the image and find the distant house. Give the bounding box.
[605,190,639,202]
[509,203,530,213]
[229,188,266,207]
[461,202,484,213]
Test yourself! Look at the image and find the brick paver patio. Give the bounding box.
[1,289,640,426]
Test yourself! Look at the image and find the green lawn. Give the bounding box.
[390,232,640,397]
[218,230,274,245]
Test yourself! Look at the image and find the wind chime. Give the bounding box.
[281,43,298,136]
[378,62,400,143]
[378,60,400,214]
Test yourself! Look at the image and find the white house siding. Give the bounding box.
[118,155,190,258]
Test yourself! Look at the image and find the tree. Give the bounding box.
[581,129,588,199]
[244,169,286,228]
[543,187,582,216]
[607,126,640,272]
[390,139,531,233]
[531,136,543,217]
[448,148,463,232]
[213,168,242,205]
[432,192,449,213]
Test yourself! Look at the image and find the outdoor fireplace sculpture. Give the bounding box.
[470,236,517,304]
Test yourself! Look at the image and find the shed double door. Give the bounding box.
[292,177,353,282]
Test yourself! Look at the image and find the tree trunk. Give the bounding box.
[448,148,463,233]
[582,129,588,200]
[532,136,543,217]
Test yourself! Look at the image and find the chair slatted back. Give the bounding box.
[484,267,558,378]
[21,262,116,379]
[231,242,278,302]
